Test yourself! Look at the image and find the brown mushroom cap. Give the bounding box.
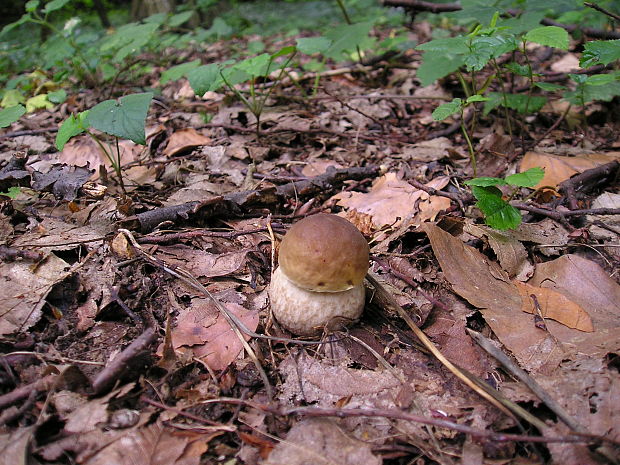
[278,213,369,292]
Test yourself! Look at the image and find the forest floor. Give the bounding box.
[0,6,619,465]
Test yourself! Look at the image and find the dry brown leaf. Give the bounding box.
[401,137,454,162]
[171,299,258,371]
[0,426,34,465]
[163,128,211,157]
[264,418,381,465]
[520,151,620,188]
[0,254,70,336]
[334,173,449,228]
[85,421,209,465]
[301,159,343,177]
[157,246,250,278]
[515,281,594,332]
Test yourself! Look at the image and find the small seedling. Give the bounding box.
[56,92,153,192]
[464,167,545,230]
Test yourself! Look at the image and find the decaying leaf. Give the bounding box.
[520,151,620,188]
[515,281,594,332]
[162,128,211,157]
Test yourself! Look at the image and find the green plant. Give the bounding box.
[464,167,545,230]
[56,92,153,192]
[0,104,26,128]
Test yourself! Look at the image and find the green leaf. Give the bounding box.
[0,105,26,128]
[26,94,54,112]
[466,95,489,104]
[504,62,530,77]
[56,111,90,150]
[417,52,466,87]
[271,45,296,59]
[464,177,506,187]
[187,64,224,95]
[160,59,201,85]
[168,11,193,27]
[524,26,569,50]
[535,82,565,91]
[206,17,232,38]
[87,92,153,145]
[472,185,522,230]
[585,73,616,86]
[1,90,25,108]
[580,40,620,67]
[505,167,545,187]
[0,187,22,198]
[43,0,71,13]
[47,89,67,104]
[417,37,469,54]
[25,1,40,12]
[432,98,462,121]
[324,21,373,60]
[296,37,333,55]
[234,53,271,78]
[483,92,547,115]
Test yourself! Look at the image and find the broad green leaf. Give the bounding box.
[168,11,193,27]
[160,59,201,85]
[271,46,296,59]
[47,89,67,104]
[466,95,489,103]
[56,111,90,150]
[0,14,31,36]
[0,105,26,128]
[43,0,71,13]
[417,52,465,87]
[464,176,506,187]
[524,26,569,50]
[432,98,462,121]
[324,21,373,60]
[504,62,530,77]
[569,73,588,84]
[465,34,518,71]
[296,37,333,55]
[25,1,40,12]
[207,17,232,38]
[585,74,616,86]
[483,92,547,115]
[234,53,271,77]
[188,64,224,95]
[563,80,620,104]
[87,92,153,145]
[505,167,545,187]
[580,40,620,67]
[416,36,469,54]
[248,40,265,54]
[472,185,522,230]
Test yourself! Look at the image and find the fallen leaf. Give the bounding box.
[158,246,250,278]
[265,418,381,465]
[515,281,594,332]
[163,128,211,157]
[0,254,70,335]
[520,151,620,188]
[171,299,258,371]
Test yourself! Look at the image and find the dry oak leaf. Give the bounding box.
[520,151,620,188]
[515,281,594,332]
[162,128,211,157]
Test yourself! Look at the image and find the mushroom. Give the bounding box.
[269,213,369,335]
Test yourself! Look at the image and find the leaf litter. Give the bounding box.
[0,7,619,465]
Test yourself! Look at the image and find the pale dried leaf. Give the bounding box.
[163,128,211,157]
[158,246,250,278]
[0,254,70,335]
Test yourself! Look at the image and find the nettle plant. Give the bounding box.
[55,92,153,192]
[465,166,545,230]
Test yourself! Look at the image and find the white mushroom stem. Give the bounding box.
[269,267,365,336]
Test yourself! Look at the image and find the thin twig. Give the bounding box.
[584,1,620,22]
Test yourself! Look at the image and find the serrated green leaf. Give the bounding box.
[505,167,545,187]
[524,26,569,50]
[465,176,506,187]
[87,92,152,145]
[585,73,616,86]
[504,62,530,77]
[296,37,332,55]
[416,37,469,54]
[324,21,373,60]
[160,59,201,85]
[56,111,90,150]
[187,64,224,95]
[233,53,271,77]
[0,105,26,128]
[432,98,462,121]
[472,185,522,230]
[580,40,620,67]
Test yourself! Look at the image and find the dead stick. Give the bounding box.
[0,374,57,410]
[91,327,157,395]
